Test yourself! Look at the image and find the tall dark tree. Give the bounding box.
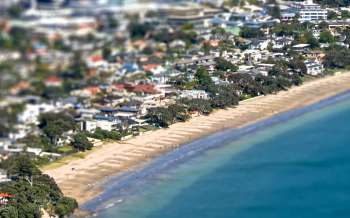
[194,67,215,93]
[71,133,93,151]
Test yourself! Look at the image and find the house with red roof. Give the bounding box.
[132,84,158,95]
[44,76,62,87]
[10,81,32,95]
[143,63,161,72]
[85,86,101,96]
[0,193,13,205]
[86,54,107,68]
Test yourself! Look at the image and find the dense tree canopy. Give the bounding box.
[211,84,240,108]
[39,112,76,145]
[319,30,335,43]
[194,67,216,94]
[71,133,93,151]
[0,155,78,217]
[215,57,238,72]
[179,98,213,115]
[145,104,190,128]
[239,27,264,38]
[324,46,350,68]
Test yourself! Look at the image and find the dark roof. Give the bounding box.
[118,106,139,113]
[100,108,117,113]
[94,115,119,122]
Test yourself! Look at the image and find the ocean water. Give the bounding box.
[88,91,350,218]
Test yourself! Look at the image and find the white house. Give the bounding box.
[0,170,10,183]
[26,147,43,156]
[304,60,323,75]
[179,90,210,100]
[81,117,121,132]
[294,0,327,22]
[18,103,56,124]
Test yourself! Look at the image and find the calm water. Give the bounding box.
[94,94,350,218]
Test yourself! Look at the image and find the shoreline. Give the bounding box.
[82,87,350,214]
[44,73,350,213]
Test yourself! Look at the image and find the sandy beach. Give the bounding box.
[44,73,350,207]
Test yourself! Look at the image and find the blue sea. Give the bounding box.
[84,90,350,218]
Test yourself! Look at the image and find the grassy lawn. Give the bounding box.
[139,125,159,132]
[57,145,74,153]
[40,147,98,171]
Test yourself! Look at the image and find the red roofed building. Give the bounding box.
[132,84,158,94]
[44,76,62,87]
[0,193,13,205]
[90,55,103,63]
[85,86,101,96]
[87,55,106,68]
[209,40,220,47]
[10,81,31,95]
[143,64,161,72]
[132,39,147,50]
[113,83,126,92]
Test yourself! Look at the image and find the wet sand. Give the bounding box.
[44,73,350,206]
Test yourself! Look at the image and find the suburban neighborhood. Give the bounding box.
[1,0,350,217]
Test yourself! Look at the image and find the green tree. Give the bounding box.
[54,197,78,218]
[70,52,86,79]
[268,5,281,19]
[211,85,239,108]
[0,205,18,218]
[327,10,338,20]
[319,30,335,43]
[240,27,264,38]
[4,155,41,179]
[145,104,189,127]
[145,107,174,128]
[318,21,329,30]
[179,99,213,115]
[272,23,297,36]
[102,44,112,60]
[0,156,78,217]
[324,46,350,68]
[341,10,350,19]
[39,112,76,145]
[194,67,215,93]
[296,31,319,48]
[71,133,93,151]
[7,4,23,18]
[128,20,152,39]
[108,15,119,29]
[215,57,238,72]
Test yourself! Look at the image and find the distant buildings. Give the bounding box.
[281,0,327,22]
[161,6,222,28]
[293,0,327,22]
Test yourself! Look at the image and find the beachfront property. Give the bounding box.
[179,90,210,100]
[3,0,350,215]
[304,60,324,76]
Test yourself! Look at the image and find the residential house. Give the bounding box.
[293,0,327,22]
[44,76,63,87]
[0,170,10,183]
[18,103,57,125]
[0,193,13,205]
[304,50,326,62]
[179,90,210,100]
[304,60,323,75]
[81,115,121,132]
